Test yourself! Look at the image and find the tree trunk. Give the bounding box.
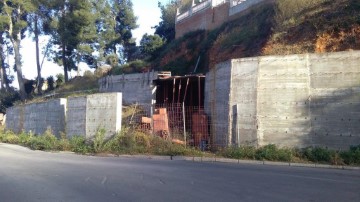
[0,38,10,92]
[34,15,42,94]
[0,66,5,91]
[62,44,68,82]
[0,48,8,91]
[0,63,10,91]
[12,39,27,100]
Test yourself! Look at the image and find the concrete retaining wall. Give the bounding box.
[6,93,122,140]
[66,93,122,139]
[24,99,67,137]
[6,99,66,137]
[205,61,232,147]
[5,105,24,134]
[98,71,157,105]
[206,50,360,149]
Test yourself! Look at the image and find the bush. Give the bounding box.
[111,60,149,75]
[56,74,65,88]
[275,0,330,27]
[93,128,106,153]
[340,145,360,165]
[303,147,333,163]
[220,146,256,159]
[18,131,34,146]
[28,129,58,151]
[104,128,151,154]
[255,144,292,162]
[0,89,20,114]
[69,135,93,154]
[47,76,55,91]
[57,132,71,151]
[3,133,20,144]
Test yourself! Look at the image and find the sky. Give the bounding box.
[15,0,170,84]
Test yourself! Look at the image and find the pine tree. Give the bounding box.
[0,0,36,100]
[46,0,96,82]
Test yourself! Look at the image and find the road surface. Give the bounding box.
[0,143,359,201]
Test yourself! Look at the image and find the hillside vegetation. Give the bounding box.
[150,0,360,74]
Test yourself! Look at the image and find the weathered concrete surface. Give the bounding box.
[98,71,157,105]
[66,96,87,138]
[66,93,122,139]
[6,99,67,137]
[6,93,121,140]
[206,50,360,149]
[230,57,259,146]
[205,61,232,147]
[5,105,24,134]
[256,54,312,148]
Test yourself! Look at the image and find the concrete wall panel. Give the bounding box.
[6,99,66,137]
[99,71,157,105]
[230,58,259,145]
[205,61,232,147]
[66,93,122,139]
[85,93,122,139]
[206,50,360,149]
[5,105,24,134]
[66,96,87,138]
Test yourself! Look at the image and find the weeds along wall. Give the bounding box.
[5,93,122,139]
[205,50,360,150]
[98,71,157,105]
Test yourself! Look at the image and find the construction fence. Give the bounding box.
[122,103,229,150]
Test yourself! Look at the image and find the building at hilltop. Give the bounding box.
[175,0,265,38]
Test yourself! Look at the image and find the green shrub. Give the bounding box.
[340,145,360,165]
[256,144,277,161]
[57,132,71,151]
[3,133,20,144]
[303,147,332,163]
[134,131,151,148]
[0,89,20,113]
[275,0,330,27]
[220,146,257,159]
[69,135,93,154]
[93,128,106,153]
[28,129,58,151]
[111,60,149,75]
[276,148,293,162]
[255,144,292,162]
[149,136,172,154]
[18,131,34,146]
[28,136,48,150]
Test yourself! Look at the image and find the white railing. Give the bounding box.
[177,10,190,22]
[176,0,224,23]
[176,0,265,23]
[229,0,264,16]
[193,0,211,13]
[211,0,227,7]
[230,0,247,7]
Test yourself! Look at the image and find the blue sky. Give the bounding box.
[18,0,170,82]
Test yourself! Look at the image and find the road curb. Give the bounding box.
[171,156,360,170]
[2,143,359,170]
[114,154,360,170]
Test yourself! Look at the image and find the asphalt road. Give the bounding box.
[0,143,359,202]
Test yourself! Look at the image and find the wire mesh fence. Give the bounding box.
[122,103,217,150]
